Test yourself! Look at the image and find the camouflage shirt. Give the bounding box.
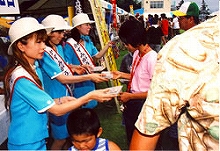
[135,16,219,151]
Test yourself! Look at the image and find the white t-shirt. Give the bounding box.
[173,17,180,29]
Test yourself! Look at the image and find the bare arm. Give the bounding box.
[55,73,108,84]
[130,129,160,150]
[112,71,131,80]
[118,92,147,103]
[48,88,117,116]
[48,96,89,116]
[108,140,121,151]
[94,42,112,59]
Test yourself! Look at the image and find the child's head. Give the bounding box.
[119,19,149,49]
[67,108,102,150]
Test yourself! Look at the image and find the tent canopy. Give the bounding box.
[16,0,128,17]
[134,8,144,15]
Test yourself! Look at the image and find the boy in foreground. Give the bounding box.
[67,108,121,151]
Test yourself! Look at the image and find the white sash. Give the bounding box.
[44,46,74,96]
[66,38,95,67]
[45,46,74,76]
[9,66,42,101]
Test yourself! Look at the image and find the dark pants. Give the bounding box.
[123,99,145,145]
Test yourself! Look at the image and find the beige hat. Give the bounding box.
[8,17,53,55]
[72,13,95,28]
[41,14,73,31]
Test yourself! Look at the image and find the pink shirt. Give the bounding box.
[130,50,157,93]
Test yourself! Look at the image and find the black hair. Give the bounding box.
[67,108,100,137]
[69,27,81,43]
[152,18,158,25]
[118,19,149,48]
[160,13,167,19]
[45,30,65,47]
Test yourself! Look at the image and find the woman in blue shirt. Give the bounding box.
[64,13,112,109]
[4,17,117,150]
[40,14,109,150]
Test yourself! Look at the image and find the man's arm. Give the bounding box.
[130,129,160,150]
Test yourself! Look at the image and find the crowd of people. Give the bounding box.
[1,1,219,150]
[135,12,178,54]
[130,2,219,151]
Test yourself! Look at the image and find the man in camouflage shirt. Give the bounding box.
[130,8,219,151]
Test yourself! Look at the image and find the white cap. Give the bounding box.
[41,14,73,31]
[72,13,95,28]
[8,17,53,55]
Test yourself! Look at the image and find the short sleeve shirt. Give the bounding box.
[131,50,157,93]
[173,17,180,29]
[64,37,98,65]
[161,19,169,35]
[8,64,55,145]
[63,37,98,103]
[135,16,219,151]
[84,37,99,57]
[39,45,70,98]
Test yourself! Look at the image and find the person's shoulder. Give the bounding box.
[108,140,121,151]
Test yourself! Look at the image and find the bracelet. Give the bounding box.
[58,98,62,104]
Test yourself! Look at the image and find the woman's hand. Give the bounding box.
[81,64,93,73]
[69,64,87,75]
[89,73,109,83]
[107,41,113,47]
[88,88,117,103]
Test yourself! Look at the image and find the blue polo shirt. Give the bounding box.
[64,38,98,108]
[8,63,55,146]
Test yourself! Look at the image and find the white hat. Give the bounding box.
[72,13,95,28]
[8,17,53,55]
[41,14,73,31]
